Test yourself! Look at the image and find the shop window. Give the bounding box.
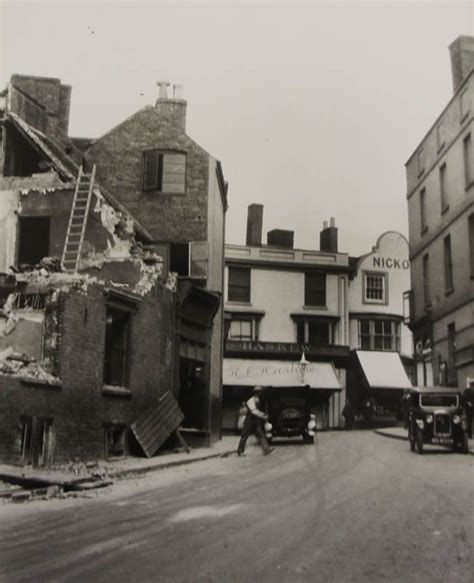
[170,242,208,279]
[103,305,132,387]
[364,272,387,303]
[17,216,50,269]
[443,234,454,293]
[104,424,127,457]
[19,416,53,467]
[464,134,473,187]
[304,273,326,307]
[142,150,186,193]
[358,319,400,351]
[228,267,251,303]
[296,319,333,346]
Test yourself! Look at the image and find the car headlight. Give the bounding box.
[426,414,433,424]
[264,422,272,432]
[452,415,461,424]
[416,419,424,429]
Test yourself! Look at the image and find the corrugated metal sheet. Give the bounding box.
[131,392,184,458]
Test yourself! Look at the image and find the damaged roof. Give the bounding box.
[3,111,153,242]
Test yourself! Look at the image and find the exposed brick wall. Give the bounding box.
[86,106,210,242]
[0,280,177,465]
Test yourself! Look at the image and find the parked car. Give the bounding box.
[407,386,468,454]
[264,387,316,444]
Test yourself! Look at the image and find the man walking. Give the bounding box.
[237,386,274,456]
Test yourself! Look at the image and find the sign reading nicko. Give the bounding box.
[373,257,410,269]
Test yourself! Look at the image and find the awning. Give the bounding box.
[223,358,342,390]
[356,351,413,390]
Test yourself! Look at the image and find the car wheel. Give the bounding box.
[415,430,424,454]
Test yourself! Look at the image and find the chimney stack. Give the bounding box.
[246,204,264,246]
[320,217,338,253]
[449,36,474,92]
[267,229,294,249]
[155,80,187,132]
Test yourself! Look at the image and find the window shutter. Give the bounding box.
[143,151,161,190]
[162,153,186,193]
[190,242,208,278]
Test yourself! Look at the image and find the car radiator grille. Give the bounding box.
[434,414,451,435]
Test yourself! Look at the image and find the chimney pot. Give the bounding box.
[323,220,328,230]
[173,84,184,99]
[330,217,336,228]
[156,80,170,99]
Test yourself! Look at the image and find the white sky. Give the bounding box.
[1,0,473,254]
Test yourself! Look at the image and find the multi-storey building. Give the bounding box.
[405,36,474,391]
[347,231,414,414]
[222,206,414,430]
[222,205,352,430]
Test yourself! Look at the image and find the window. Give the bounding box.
[296,319,333,346]
[436,120,445,150]
[304,273,326,307]
[464,134,473,187]
[18,216,50,269]
[229,318,259,341]
[228,267,251,303]
[443,234,454,293]
[358,319,400,351]
[419,188,427,232]
[460,88,470,120]
[104,305,132,387]
[104,424,127,457]
[447,322,456,385]
[422,253,430,307]
[364,272,387,303]
[19,416,53,467]
[142,150,186,193]
[417,148,425,176]
[170,242,208,278]
[439,163,448,211]
[469,214,474,277]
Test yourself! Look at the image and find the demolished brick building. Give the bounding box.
[0,75,227,466]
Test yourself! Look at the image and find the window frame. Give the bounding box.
[358,319,401,352]
[142,149,187,194]
[304,272,327,308]
[363,271,388,305]
[296,318,334,346]
[228,266,251,303]
[228,316,260,341]
[463,133,473,188]
[419,188,427,233]
[422,253,431,308]
[169,241,208,279]
[103,303,133,388]
[443,234,454,294]
[439,162,448,213]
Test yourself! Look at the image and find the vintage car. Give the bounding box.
[407,386,469,454]
[264,387,316,444]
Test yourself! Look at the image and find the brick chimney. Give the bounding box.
[320,217,338,253]
[449,36,474,92]
[246,204,263,246]
[9,74,71,136]
[267,229,294,249]
[155,81,187,132]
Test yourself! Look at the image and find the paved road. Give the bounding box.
[0,431,472,583]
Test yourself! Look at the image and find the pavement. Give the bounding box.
[0,435,241,491]
[374,425,474,453]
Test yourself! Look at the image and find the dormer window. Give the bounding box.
[142,150,186,193]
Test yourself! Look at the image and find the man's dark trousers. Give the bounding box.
[237,415,270,454]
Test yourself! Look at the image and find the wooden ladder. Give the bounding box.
[61,165,96,272]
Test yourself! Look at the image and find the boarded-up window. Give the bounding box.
[142,150,186,193]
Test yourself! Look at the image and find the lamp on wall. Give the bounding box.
[300,352,308,385]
